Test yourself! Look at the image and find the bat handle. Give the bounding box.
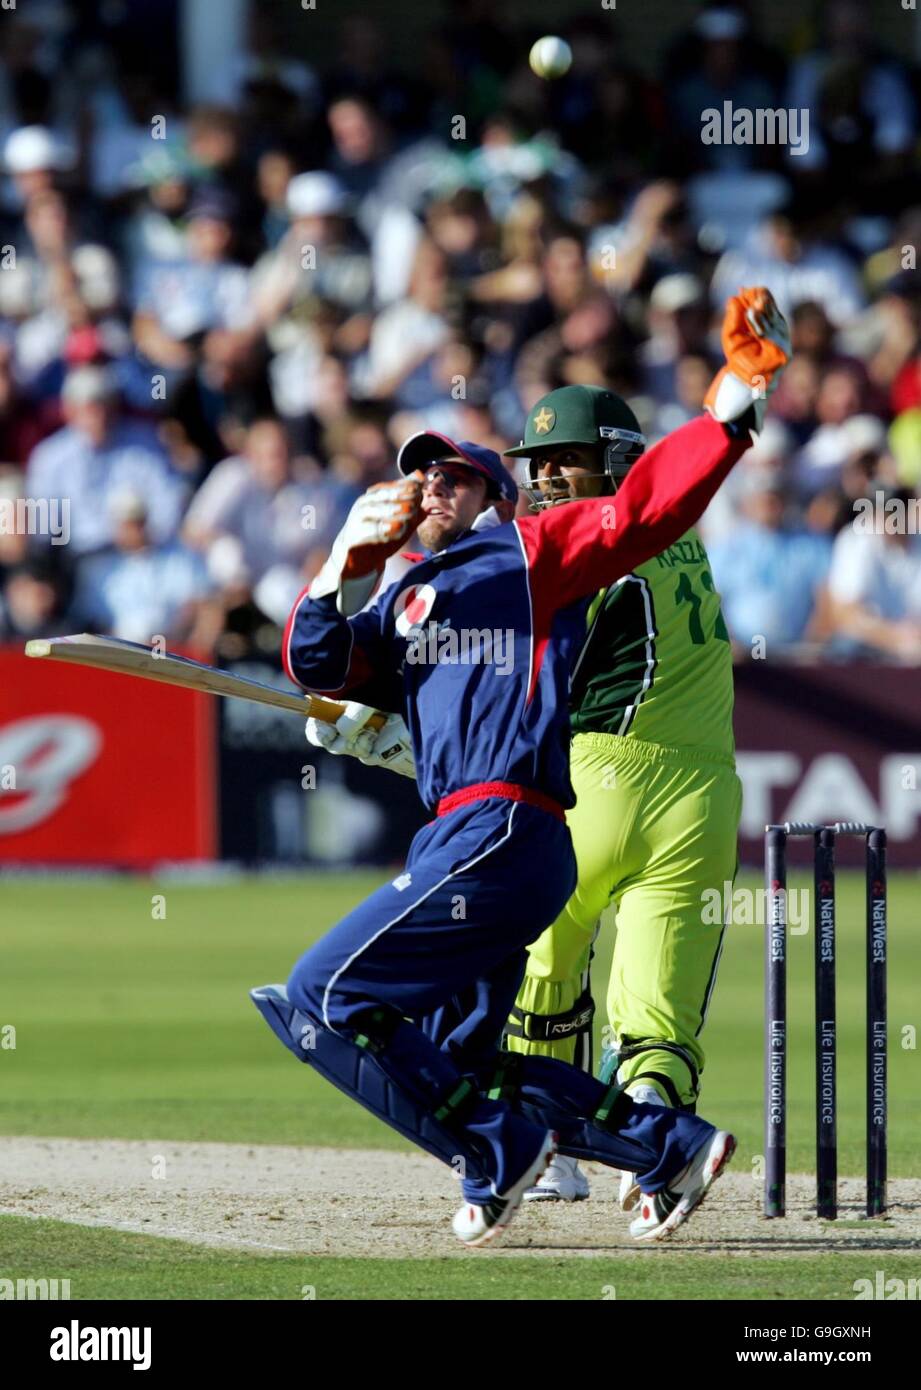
[305,695,387,732]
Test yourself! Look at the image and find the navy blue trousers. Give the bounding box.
[287,799,716,1200]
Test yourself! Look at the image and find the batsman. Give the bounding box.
[505,289,790,1205]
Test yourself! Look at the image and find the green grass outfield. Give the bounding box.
[2,869,918,1299]
[3,1212,920,1301]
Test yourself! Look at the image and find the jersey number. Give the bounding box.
[674,571,730,645]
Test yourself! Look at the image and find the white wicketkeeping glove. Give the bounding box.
[310,476,423,615]
[305,702,416,779]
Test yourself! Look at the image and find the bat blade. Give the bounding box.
[24,633,380,727]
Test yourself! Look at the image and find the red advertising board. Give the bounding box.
[1,642,919,871]
[0,646,216,867]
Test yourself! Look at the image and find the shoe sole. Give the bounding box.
[522,1186,590,1203]
[632,1131,736,1243]
[456,1131,558,1248]
[618,1175,641,1212]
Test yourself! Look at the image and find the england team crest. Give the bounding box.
[395,583,437,636]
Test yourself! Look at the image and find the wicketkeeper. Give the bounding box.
[249,291,780,1248]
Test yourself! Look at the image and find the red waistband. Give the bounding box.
[436,781,566,822]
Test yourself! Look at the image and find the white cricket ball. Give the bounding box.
[529,35,572,81]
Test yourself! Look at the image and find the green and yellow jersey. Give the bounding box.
[569,527,734,758]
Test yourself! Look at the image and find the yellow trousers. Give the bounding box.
[506,732,742,1107]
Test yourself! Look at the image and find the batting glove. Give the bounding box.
[310,476,423,615]
[305,702,416,779]
[704,287,791,436]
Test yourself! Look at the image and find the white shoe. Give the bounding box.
[452,1130,557,1248]
[618,1169,641,1211]
[617,1082,666,1211]
[629,1130,736,1242]
[523,1153,590,1202]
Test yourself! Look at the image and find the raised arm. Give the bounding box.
[281,475,422,713]
[516,413,748,609]
[517,287,790,610]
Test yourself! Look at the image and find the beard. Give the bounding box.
[417,515,464,552]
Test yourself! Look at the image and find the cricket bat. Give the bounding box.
[24,633,385,729]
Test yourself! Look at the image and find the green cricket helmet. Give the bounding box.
[505,384,646,509]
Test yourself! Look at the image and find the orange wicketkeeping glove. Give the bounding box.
[311,475,424,614]
[704,287,791,435]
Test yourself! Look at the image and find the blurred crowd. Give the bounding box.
[1,0,920,663]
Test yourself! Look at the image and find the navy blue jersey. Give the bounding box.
[283,415,747,811]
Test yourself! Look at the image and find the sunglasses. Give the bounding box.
[421,462,479,493]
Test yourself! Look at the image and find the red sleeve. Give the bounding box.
[515,413,749,611]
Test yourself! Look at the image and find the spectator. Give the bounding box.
[283,351,351,459]
[770,352,821,445]
[425,189,499,284]
[468,190,545,308]
[131,187,251,375]
[323,410,396,489]
[708,472,833,649]
[449,110,585,223]
[0,342,58,463]
[710,204,865,326]
[26,366,187,555]
[165,327,274,474]
[822,488,921,661]
[883,278,921,413]
[326,16,424,132]
[2,125,69,215]
[0,188,121,383]
[597,181,700,296]
[121,145,194,288]
[182,417,357,605]
[698,418,794,547]
[0,470,28,577]
[250,171,372,328]
[255,148,298,250]
[84,71,177,201]
[670,6,779,173]
[514,291,625,401]
[794,377,879,499]
[0,556,72,639]
[889,408,921,489]
[354,237,451,399]
[73,491,217,646]
[184,106,250,203]
[639,273,712,404]
[652,352,714,437]
[786,0,916,203]
[327,95,394,213]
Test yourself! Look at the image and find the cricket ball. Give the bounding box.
[529,35,573,81]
